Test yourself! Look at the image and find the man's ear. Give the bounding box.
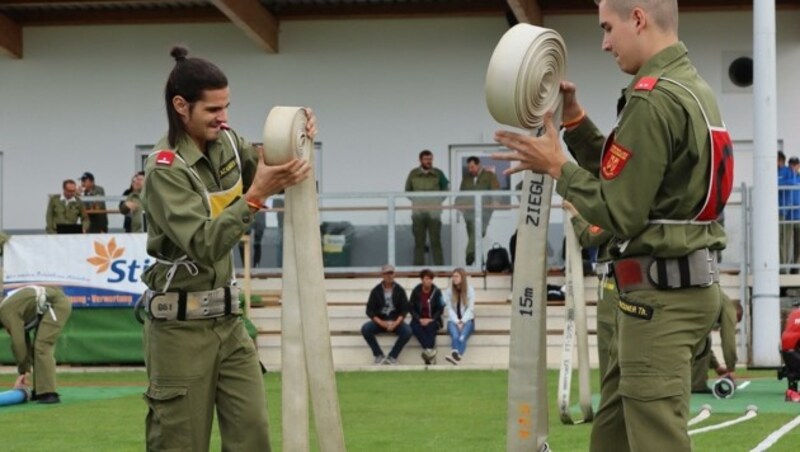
[172,95,189,118]
[631,7,647,33]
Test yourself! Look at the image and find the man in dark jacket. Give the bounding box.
[408,268,445,364]
[361,265,412,365]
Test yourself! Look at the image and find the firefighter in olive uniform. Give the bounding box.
[140,46,311,452]
[405,150,449,265]
[45,179,89,234]
[494,2,734,450]
[0,286,72,404]
[457,156,500,266]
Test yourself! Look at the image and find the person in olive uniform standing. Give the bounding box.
[405,150,449,265]
[494,1,733,450]
[457,156,500,265]
[140,46,312,452]
[45,179,89,233]
[80,172,109,233]
[0,285,72,404]
[564,201,617,380]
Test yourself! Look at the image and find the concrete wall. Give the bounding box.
[0,12,797,242]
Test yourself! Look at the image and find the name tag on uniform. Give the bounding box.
[219,157,237,178]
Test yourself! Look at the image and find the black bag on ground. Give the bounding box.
[486,243,512,273]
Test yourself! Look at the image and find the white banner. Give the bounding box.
[3,234,149,308]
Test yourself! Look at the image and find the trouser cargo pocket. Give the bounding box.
[619,375,683,402]
[144,385,191,451]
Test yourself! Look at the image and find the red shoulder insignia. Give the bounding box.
[634,76,659,91]
[589,225,603,235]
[155,150,175,166]
[600,142,632,180]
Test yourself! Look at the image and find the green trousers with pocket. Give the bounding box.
[143,316,270,452]
[590,284,722,452]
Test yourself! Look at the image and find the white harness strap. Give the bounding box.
[151,130,241,291]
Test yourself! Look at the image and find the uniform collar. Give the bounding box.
[629,41,688,90]
[60,194,76,203]
[175,133,224,166]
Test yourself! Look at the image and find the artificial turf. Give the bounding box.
[0,369,798,451]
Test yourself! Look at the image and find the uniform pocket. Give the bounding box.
[143,385,191,451]
[619,374,683,402]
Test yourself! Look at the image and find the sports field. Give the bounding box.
[0,369,798,451]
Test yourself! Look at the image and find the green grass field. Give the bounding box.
[1,369,798,451]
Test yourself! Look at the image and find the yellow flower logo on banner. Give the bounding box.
[86,238,126,273]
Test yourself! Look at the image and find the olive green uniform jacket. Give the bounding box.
[559,42,727,258]
[563,43,728,452]
[142,130,257,292]
[45,196,89,234]
[404,166,449,207]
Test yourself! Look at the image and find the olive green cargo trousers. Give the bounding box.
[590,284,722,452]
[143,316,270,452]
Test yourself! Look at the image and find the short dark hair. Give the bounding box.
[164,46,228,147]
[790,157,800,165]
[466,156,480,165]
[779,151,787,162]
[62,179,76,189]
[419,268,434,280]
[419,149,433,160]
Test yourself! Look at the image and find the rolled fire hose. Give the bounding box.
[485,23,566,452]
[557,211,593,424]
[263,107,346,452]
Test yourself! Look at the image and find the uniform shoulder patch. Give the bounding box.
[155,150,175,166]
[634,76,659,91]
[600,142,632,180]
[589,225,603,235]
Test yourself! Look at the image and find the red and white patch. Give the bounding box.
[634,76,659,91]
[589,225,603,235]
[600,142,632,180]
[155,150,175,166]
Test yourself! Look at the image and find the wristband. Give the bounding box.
[245,198,264,211]
[562,109,586,129]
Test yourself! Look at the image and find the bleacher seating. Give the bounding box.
[247,272,743,370]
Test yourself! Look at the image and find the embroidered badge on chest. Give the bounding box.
[219,157,237,179]
[601,142,632,180]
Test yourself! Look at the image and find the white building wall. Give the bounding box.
[0,11,797,231]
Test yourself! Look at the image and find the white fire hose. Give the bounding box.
[557,211,593,424]
[485,23,567,452]
[263,107,346,452]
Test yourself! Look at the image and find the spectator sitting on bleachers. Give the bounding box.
[444,267,475,365]
[360,264,412,365]
[408,268,445,365]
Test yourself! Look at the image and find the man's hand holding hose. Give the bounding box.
[245,108,317,209]
[493,82,584,178]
